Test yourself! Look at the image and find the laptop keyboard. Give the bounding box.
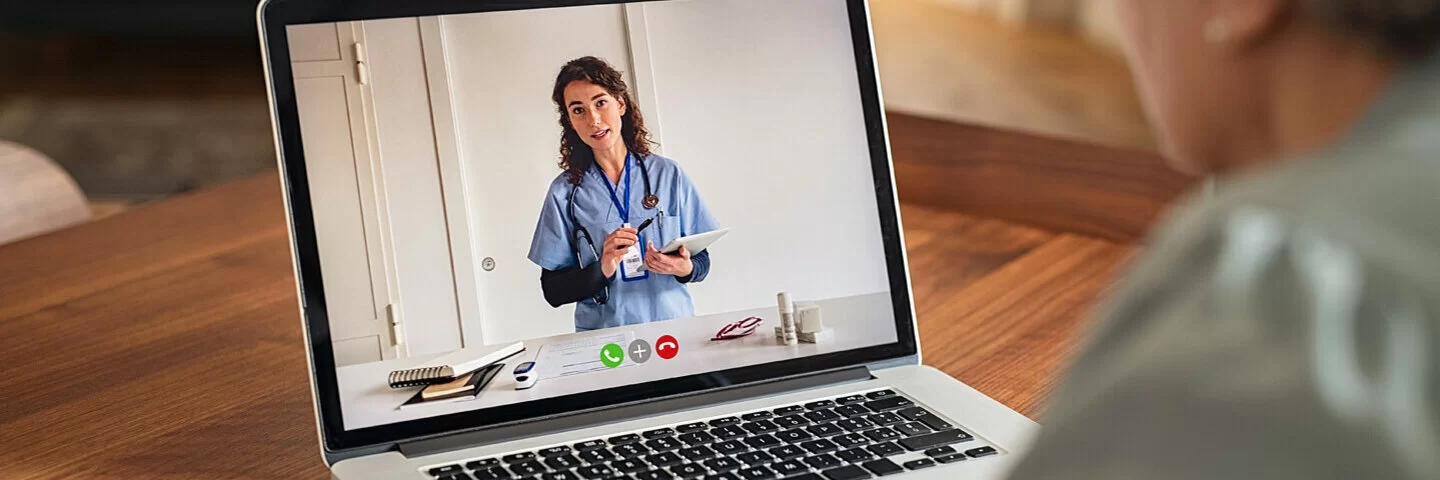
[423,389,1001,480]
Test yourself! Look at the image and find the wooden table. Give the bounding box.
[0,119,1168,479]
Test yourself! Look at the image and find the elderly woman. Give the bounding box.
[1009,1,1440,479]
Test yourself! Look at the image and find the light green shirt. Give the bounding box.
[1008,50,1440,479]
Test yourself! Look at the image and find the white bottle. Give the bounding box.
[778,292,798,345]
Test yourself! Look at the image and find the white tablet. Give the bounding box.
[658,228,730,255]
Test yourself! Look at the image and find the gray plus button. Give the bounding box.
[628,339,652,364]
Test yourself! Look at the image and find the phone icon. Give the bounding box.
[600,343,625,368]
[655,335,679,360]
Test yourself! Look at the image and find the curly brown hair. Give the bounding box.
[552,56,656,185]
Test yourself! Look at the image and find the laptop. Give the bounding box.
[257,0,1038,478]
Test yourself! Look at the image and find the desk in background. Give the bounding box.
[339,293,897,430]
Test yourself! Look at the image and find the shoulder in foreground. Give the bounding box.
[640,153,685,176]
[544,173,576,199]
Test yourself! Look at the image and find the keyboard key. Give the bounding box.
[709,417,742,427]
[574,440,607,451]
[896,407,954,431]
[613,458,649,473]
[471,467,509,480]
[965,446,999,458]
[647,451,684,467]
[799,439,839,454]
[820,465,872,480]
[735,450,774,465]
[741,411,774,421]
[429,464,464,476]
[864,413,902,426]
[835,395,867,405]
[803,410,841,423]
[614,443,650,458]
[465,459,499,470]
[833,405,870,418]
[713,440,747,456]
[541,446,574,457]
[713,425,748,439]
[770,459,808,477]
[769,444,807,460]
[510,461,546,476]
[577,448,616,464]
[863,397,912,412]
[440,473,473,480]
[545,455,581,470]
[937,452,969,463]
[924,446,956,457]
[636,470,676,480]
[672,463,707,478]
[898,429,973,452]
[705,456,742,472]
[862,428,900,442]
[680,446,717,461]
[902,459,935,470]
[541,471,578,480]
[835,448,874,464]
[835,418,871,431]
[865,390,895,400]
[741,420,779,434]
[775,405,806,416]
[805,400,837,410]
[832,433,869,448]
[678,431,715,446]
[575,464,615,479]
[677,422,709,433]
[706,473,741,480]
[774,415,809,429]
[860,458,903,476]
[646,437,682,452]
[743,434,781,449]
[806,423,843,437]
[645,428,677,439]
[503,452,536,464]
[609,434,642,445]
[804,453,842,470]
[892,422,931,437]
[866,442,904,457]
[775,429,813,443]
[737,465,777,479]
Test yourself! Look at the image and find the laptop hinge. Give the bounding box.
[398,365,873,459]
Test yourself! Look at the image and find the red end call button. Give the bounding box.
[655,335,679,360]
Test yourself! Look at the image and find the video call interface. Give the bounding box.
[286,0,902,429]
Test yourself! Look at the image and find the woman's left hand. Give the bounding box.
[645,244,693,277]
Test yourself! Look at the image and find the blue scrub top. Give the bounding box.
[528,153,721,331]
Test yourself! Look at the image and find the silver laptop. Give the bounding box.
[257,0,1038,478]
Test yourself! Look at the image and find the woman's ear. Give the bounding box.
[618,96,628,116]
[1214,0,1287,49]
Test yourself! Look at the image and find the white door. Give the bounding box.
[436,5,649,344]
[289,22,400,366]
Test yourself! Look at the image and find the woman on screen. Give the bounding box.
[528,56,720,331]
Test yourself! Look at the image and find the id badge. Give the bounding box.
[621,233,648,282]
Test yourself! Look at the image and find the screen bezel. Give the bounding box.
[259,0,916,453]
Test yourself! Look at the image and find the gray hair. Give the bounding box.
[1297,0,1440,58]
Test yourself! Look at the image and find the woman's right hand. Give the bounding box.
[600,227,639,278]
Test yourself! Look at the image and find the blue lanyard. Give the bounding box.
[597,153,632,222]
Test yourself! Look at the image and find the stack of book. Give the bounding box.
[387,341,525,409]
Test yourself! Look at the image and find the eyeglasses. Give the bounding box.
[712,317,764,341]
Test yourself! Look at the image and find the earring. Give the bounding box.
[1204,18,1231,44]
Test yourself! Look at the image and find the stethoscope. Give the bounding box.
[567,154,659,305]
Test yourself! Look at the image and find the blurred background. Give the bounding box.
[0,0,1154,239]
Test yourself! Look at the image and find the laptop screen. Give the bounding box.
[278,0,905,435]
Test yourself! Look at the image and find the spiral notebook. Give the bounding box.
[398,362,505,410]
[387,341,525,389]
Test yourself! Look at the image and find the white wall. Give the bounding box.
[641,0,891,315]
[363,18,465,356]
[441,0,891,343]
